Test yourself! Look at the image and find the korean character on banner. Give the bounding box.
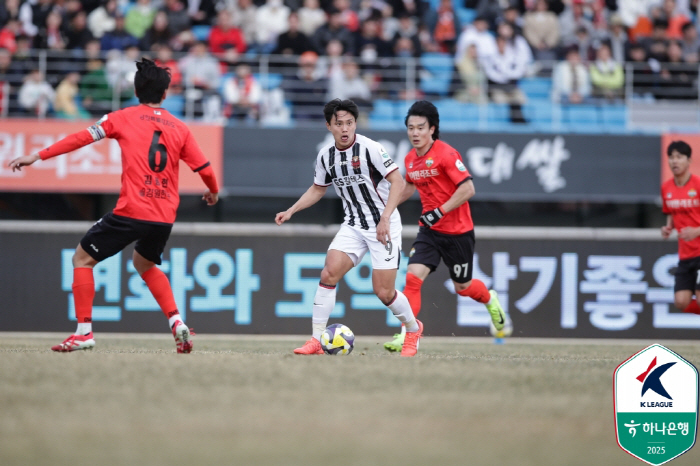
[0,131,27,177]
[276,253,345,318]
[579,256,648,331]
[67,142,108,175]
[643,423,652,434]
[344,253,408,326]
[667,422,677,435]
[453,252,517,327]
[125,248,194,320]
[515,136,569,193]
[465,143,515,184]
[190,249,260,325]
[679,422,689,435]
[647,253,700,329]
[652,422,667,436]
[61,249,122,321]
[514,256,557,314]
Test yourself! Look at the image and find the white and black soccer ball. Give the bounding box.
[320,323,355,355]
[489,316,513,339]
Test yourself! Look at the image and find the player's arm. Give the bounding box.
[420,178,474,227]
[661,215,674,239]
[7,126,102,171]
[398,180,417,205]
[376,169,405,245]
[275,184,328,225]
[197,163,219,206]
[180,131,220,205]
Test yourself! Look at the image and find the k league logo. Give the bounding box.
[614,344,699,465]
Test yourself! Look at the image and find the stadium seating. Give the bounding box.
[192,25,212,42]
[520,77,552,101]
[419,53,454,97]
[253,73,283,91]
[161,94,185,117]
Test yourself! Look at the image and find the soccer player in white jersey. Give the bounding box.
[275,98,423,356]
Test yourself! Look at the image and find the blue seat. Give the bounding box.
[564,104,599,124]
[161,94,185,117]
[455,8,477,26]
[419,53,454,96]
[520,77,552,100]
[368,118,403,130]
[487,103,510,122]
[370,99,396,120]
[253,73,283,90]
[601,105,626,127]
[524,100,553,122]
[191,25,212,42]
[395,100,412,120]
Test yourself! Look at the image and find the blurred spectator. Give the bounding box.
[19,69,55,116]
[523,0,559,61]
[230,0,258,46]
[209,10,246,54]
[334,0,360,32]
[188,0,219,26]
[573,25,597,62]
[680,21,700,62]
[140,11,173,51]
[33,10,67,51]
[101,13,139,51]
[11,35,35,75]
[125,0,156,39]
[355,16,391,63]
[430,0,461,54]
[154,44,183,90]
[385,36,421,100]
[54,72,91,119]
[282,51,328,122]
[328,58,371,108]
[498,6,524,36]
[0,19,22,53]
[417,21,440,53]
[455,43,486,103]
[313,8,355,55]
[481,23,531,123]
[65,11,96,51]
[273,11,314,56]
[87,0,118,39]
[559,0,595,48]
[640,18,670,62]
[552,46,591,104]
[222,63,262,120]
[161,0,191,36]
[179,41,222,118]
[0,0,22,27]
[589,43,624,100]
[298,0,327,37]
[105,46,139,95]
[658,39,698,99]
[19,0,54,38]
[80,58,112,116]
[618,0,661,28]
[254,0,290,53]
[170,28,197,52]
[626,42,660,98]
[455,15,494,63]
[660,0,690,39]
[605,14,628,63]
[391,13,421,57]
[387,0,425,19]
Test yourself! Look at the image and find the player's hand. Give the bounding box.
[419,207,444,228]
[275,210,292,226]
[661,225,673,239]
[202,190,218,205]
[679,227,699,241]
[7,153,40,172]
[376,216,390,245]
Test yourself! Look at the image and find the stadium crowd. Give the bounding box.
[0,0,699,123]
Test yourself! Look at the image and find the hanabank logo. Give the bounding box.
[638,357,676,407]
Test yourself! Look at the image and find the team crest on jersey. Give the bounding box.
[154,110,162,115]
[351,155,361,170]
[380,145,389,158]
[425,158,434,167]
[456,159,467,172]
[689,189,697,198]
[409,248,415,257]
[667,192,672,198]
[408,162,413,169]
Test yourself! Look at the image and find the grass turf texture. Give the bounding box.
[1,334,699,466]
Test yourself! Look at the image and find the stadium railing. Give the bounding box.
[3,49,699,134]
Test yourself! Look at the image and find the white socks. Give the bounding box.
[312,283,337,340]
[388,290,419,332]
[75,323,92,335]
[168,314,182,329]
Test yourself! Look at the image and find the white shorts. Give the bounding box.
[328,223,402,270]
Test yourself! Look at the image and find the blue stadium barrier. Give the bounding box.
[520,77,552,100]
[253,73,283,90]
[564,104,599,124]
[487,103,510,122]
[192,25,212,42]
[419,53,454,96]
[600,104,627,128]
[161,94,185,117]
[369,99,395,120]
[524,100,553,123]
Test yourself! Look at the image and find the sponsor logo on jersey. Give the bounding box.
[408,162,413,169]
[380,145,389,158]
[154,110,162,115]
[383,158,394,168]
[425,157,434,167]
[333,175,366,187]
[456,159,467,172]
[667,192,672,198]
[689,189,697,198]
[352,155,361,170]
[408,169,439,180]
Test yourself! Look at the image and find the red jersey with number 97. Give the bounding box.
[404,139,474,235]
[661,174,700,260]
[97,104,211,224]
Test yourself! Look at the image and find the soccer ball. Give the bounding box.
[489,316,513,339]
[320,323,355,355]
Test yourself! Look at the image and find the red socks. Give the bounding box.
[457,279,490,304]
[72,267,95,324]
[403,273,424,317]
[141,267,179,318]
[683,300,700,315]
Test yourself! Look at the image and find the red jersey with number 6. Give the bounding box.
[96,104,211,224]
[661,174,700,260]
[404,139,474,235]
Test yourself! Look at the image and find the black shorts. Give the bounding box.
[80,213,173,265]
[407,227,475,283]
[674,256,700,292]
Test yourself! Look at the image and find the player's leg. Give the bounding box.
[294,226,361,355]
[673,258,700,314]
[133,224,194,353]
[441,231,507,331]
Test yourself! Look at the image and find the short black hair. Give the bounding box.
[682,21,696,33]
[324,98,359,123]
[405,100,440,140]
[134,57,171,104]
[667,140,692,158]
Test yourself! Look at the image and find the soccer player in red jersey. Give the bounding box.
[384,100,508,353]
[7,58,220,353]
[661,140,700,315]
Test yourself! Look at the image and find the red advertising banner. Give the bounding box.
[661,134,700,185]
[0,119,223,193]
